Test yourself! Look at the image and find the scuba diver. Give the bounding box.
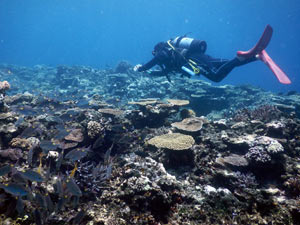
[134,25,291,84]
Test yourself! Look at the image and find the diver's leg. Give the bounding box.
[202,56,257,82]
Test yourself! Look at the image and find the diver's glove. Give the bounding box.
[133,64,142,72]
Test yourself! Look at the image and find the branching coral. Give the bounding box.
[284,176,300,197]
[232,171,258,189]
[246,146,272,163]
[245,136,284,164]
[233,105,282,122]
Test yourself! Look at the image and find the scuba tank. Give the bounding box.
[171,36,207,54]
[166,39,203,77]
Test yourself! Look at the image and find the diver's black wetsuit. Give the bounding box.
[138,42,257,82]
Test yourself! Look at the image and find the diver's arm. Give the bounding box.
[147,70,165,77]
[137,57,159,72]
[133,63,166,77]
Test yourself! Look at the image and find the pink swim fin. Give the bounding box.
[237,24,273,59]
[258,50,291,84]
[237,24,291,84]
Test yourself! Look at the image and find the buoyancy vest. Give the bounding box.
[166,40,209,77]
[170,36,207,54]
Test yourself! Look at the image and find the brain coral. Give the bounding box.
[147,133,195,150]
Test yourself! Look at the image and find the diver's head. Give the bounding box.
[152,42,168,56]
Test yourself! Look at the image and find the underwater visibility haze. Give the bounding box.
[0,0,300,92]
[1,1,300,224]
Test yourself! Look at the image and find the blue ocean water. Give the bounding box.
[0,0,299,93]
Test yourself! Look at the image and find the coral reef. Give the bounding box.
[0,63,300,224]
[232,104,283,122]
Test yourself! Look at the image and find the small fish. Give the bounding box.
[93,136,104,149]
[55,179,64,197]
[19,169,44,182]
[53,128,69,140]
[104,145,113,164]
[20,127,37,138]
[16,197,24,216]
[56,196,68,212]
[71,196,80,208]
[66,178,82,197]
[11,172,27,184]
[106,164,112,179]
[0,183,29,196]
[27,147,34,166]
[45,193,54,213]
[40,140,59,153]
[14,105,37,116]
[34,209,43,225]
[0,164,12,176]
[35,192,47,209]
[14,116,24,127]
[110,124,125,133]
[65,148,89,162]
[56,150,64,171]
[44,164,51,181]
[76,99,91,108]
[60,110,78,121]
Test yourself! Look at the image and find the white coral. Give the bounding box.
[87,121,102,139]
